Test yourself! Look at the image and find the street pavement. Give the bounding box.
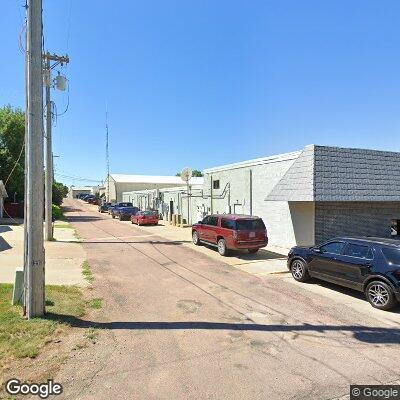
[55,199,400,400]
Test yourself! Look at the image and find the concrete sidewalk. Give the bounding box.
[0,221,86,286]
[86,203,289,276]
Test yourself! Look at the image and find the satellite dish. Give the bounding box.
[181,167,192,182]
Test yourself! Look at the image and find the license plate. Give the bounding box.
[249,232,255,238]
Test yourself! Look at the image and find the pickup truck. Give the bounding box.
[113,205,140,221]
[110,202,133,217]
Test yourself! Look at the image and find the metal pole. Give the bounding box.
[45,55,53,241]
[187,182,190,225]
[249,169,253,216]
[25,0,45,318]
[210,175,213,214]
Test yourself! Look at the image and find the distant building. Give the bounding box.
[105,174,204,203]
[0,180,8,218]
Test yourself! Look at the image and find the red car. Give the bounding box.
[192,214,268,256]
[131,210,159,226]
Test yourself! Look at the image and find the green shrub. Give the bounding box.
[52,204,64,220]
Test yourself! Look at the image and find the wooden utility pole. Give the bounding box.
[44,56,52,241]
[43,52,69,241]
[25,0,45,318]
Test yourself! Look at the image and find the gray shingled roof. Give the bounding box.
[265,145,314,201]
[266,145,400,202]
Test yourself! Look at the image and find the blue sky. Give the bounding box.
[2,1,400,186]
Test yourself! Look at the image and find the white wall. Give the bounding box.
[200,157,316,248]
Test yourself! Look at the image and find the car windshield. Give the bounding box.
[119,203,132,207]
[236,219,265,230]
[141,211,156,215]
[382,247,400,265]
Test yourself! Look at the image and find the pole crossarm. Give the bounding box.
[43,52,69,66]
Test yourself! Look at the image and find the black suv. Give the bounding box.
[288,237,400,310]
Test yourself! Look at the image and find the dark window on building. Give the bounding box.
[343,244,372,259]
[320,241,345,255]
[391,219,400,236]
[207,216,218,226]
[221,218,236,230]
[382,247,400,265]
[236,219,266,231]
[213,180,220,190]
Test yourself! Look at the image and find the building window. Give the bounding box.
[391,219,400,236]
[213,180,220,190]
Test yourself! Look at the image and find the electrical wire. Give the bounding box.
[4,140,25,186]
[54,172,102,183]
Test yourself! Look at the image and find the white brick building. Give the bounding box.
[122,145,400,249]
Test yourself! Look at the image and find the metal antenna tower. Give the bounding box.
[105,104,110,201]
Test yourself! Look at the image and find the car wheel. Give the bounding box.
[248,248,259,254]
[192,230,200,245]
[112,214,115,219]
[119,215,123,221]
[290,259,310,282]
[365,281,397,310]
[217,238,228,256]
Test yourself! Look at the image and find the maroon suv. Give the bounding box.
[192,214,268,256]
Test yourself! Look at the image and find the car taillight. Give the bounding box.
[265,230,268,239]
[233,230,238,240]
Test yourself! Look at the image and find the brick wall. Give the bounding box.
[315,202,400,244]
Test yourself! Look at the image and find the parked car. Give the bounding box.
[98,202,112,213]
[287,237,400,310]
[84,195,96,202]
[192,214,268,256]
[110,202,133,218]
[114,206,140,221]
[131,210,159,226]
[88,197,99,205]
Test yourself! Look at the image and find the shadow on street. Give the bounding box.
[44,314,400,345]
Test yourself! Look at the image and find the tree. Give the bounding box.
[52,181,69,206]
[0,105,25,202]
[0,104,68,205]
[176,169,203,177]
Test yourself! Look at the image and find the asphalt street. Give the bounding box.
[54,199,400,400]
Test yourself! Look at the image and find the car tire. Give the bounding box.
[192,230,200,245]
[119,215,123,221]
[217,238,228,256]
[365,280,397,310]
[248,248,259,254]
[112,214,115,219]
[290,259,310,282]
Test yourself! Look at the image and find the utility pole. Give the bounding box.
[105,105,110,202]
[25,0,45,318]
[43,52,69,241]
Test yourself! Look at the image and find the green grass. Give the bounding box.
[82,261,94,283]
[54,223,74,229]
[0,284,85,362]
[84,328,99,341]
[88,298,103,309]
